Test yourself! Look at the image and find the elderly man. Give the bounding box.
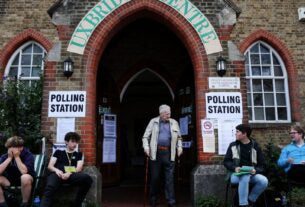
[142,104,183,207]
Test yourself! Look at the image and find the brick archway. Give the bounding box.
[81,0,210,164]
[239,29,301,122]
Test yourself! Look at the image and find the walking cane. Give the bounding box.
[144,156,149,207]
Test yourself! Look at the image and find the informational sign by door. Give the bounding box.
[103,114,117,163]
[201,119,215,153]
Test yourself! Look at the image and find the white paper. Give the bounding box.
[201,119,215,153]
[56,118,75,142]
[179,116,189,136]
[218,119,242,155]
[103,138,116,163]
[104,114,117,138]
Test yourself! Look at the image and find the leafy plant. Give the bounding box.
[290,187,305,206]
[0,77,43,154]
[196,195,224,207]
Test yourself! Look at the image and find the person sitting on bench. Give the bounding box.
[278,125,305,183]
[40,132,92,207]
[0,136,35,207]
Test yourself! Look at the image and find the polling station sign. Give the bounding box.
[206,92,242,119]
[48,91,86,117]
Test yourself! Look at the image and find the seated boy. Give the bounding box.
[41,132,92,207]
[0,136,35,207]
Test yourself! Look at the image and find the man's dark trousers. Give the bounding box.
[149,149,175,205]
[40,172,93,207]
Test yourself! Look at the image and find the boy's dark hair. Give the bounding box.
[5,136,24,148]
[236,124,252,138]
[64,132,81,142]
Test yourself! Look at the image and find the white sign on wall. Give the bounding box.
[206,92,243,119]
[48,91,86,117]
[209,77,240,89]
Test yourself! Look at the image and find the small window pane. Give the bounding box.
[32,67,41,77]
[247,93,252,106]
[248,107,253,119]
[273,54,280,65]
[262,66,271,76]
[253,80,262,92]
[264,93,274,106]
[250,44,259,53]
[251,54,260,64]
[252,66,261,76]
[263,79,273,92]
[246,65,250,76]
[8,67,18,77]
[33,55,43,66]
[253,93,263,106]
[276,93,286,105]
[265,107,275,120]
[246,80,251,92]
[12,56,19,66]
[21,55,31,65]
[260,44,270,53]
[275,80,285,92]
[254,107,264,120]
[278,107,287,120]
[274,66,283,76]
[23,45,32,54]
[21,67,31,76]
[245,53,249,64]
[33,45,43,53]
[261,54,271,64]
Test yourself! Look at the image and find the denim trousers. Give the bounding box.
[149,150,175,205]
[231,173,268,206]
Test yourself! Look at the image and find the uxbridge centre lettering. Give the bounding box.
[67,0,222,55]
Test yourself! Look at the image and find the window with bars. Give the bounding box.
[4,41,46,86]
[245,41,291,123]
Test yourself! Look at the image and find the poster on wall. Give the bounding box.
[201,119,215,153]
[103,114,117,137]
[218,119,242,155]
[56,118,75,142]
[48,91,86,117]
[179,116,189,136]
[102,138,116,163]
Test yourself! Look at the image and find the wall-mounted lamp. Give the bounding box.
[216,56,227,77]
[63,57,74,78]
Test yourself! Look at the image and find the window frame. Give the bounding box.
[245,41,291,123]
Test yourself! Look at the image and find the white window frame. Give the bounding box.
[4,41,46,85]
[245,41,291,123]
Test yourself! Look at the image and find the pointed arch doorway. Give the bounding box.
[95,17,197,202]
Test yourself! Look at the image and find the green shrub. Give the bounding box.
[290,187,305,206]
[196,195,224,207]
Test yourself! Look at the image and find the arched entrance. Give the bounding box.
[95,17,197,204]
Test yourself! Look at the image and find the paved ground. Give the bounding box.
[102,184,192,207]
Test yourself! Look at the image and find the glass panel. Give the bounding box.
[276,93,286,105]
[245,53,249,64]
[245,64,250,76]
[21,67,31,76]
[8,67,18,77]
[32,55,43,66]
[248,107,253,120]
[265,107,275,120]
[264,93,274,106]
[21,55,31,65]
[273,54,280,65]
[12,55,19,66]
[253,79,262,92]
[247,93,252,106]
[250,44,259,53]
[246,79,251,92]
[254,107,264,120]
[253,93,263,106]
[275,80,285,92]
[23,44,32,54]
[251,54,260,64]
[252,66,261,76]
[33,44,43,53]
[263,79,273,92]
[261,54,271,64]
[32,67,41,77]
[262,66,271,76]
[260,44,270,53]
[274,66,283,76]
[278,107,287,120]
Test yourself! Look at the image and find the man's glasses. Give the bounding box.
[289,132,299,135]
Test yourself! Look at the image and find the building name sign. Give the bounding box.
[67,0,222,55]
[48,91,86,117]
[209,77,240,89]
[206,92,243,119]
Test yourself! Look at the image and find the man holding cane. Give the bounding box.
[142,104,183,207]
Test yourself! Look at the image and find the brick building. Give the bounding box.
[0,0,305,204]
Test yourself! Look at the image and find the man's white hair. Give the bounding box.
[159,104,171,114]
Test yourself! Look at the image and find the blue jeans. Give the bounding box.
[149,150,175,205]
[231,174,268,206]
